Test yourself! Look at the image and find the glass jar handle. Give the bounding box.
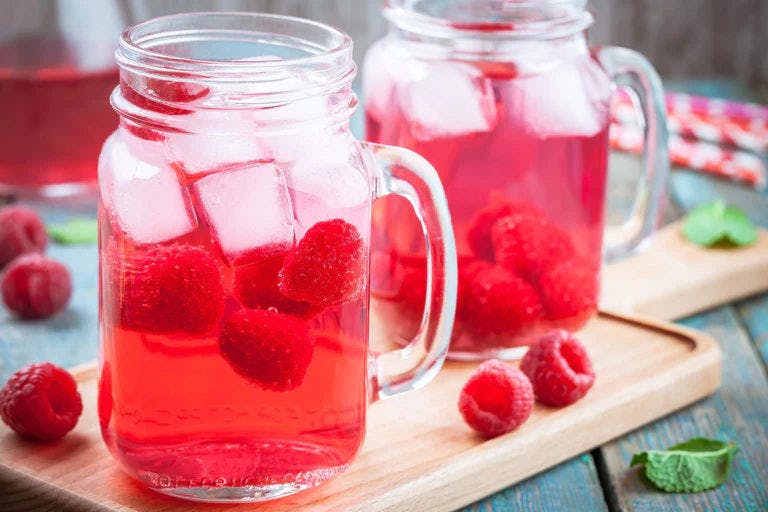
[361,142,457,401]
[596,46,670,260]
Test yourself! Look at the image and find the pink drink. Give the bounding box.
[99,110,372,498]
[365,42,612,357]
[99,14,457,502]
[0,39,118,195]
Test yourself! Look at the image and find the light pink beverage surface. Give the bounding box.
[99,81,373,494]
[365,44,611,356]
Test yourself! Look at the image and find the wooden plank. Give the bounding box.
[461,456,608,512]
[736,293,768,368]
[600,221,768,321]
[0,313,720,511]
[597,306,768,511]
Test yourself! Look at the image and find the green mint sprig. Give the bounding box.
[631,438,739,493]
[47,218,98,245]
[683,200,757,247]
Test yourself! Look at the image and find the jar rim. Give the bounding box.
[384,0,593,40]
[117,12,355,84]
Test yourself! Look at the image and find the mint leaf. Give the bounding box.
[631,437,739,492]
[683,201,757,247]
[47,218,98,245]
[722,207,758,246]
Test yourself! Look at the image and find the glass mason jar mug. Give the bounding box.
[97,13,456,503]
[364,0,669,359]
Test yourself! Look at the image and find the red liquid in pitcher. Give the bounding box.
[99,111,371,493]
[0,39,118,192]
[365,49,611,355]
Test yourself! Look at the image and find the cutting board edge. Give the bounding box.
[348,317,722,512]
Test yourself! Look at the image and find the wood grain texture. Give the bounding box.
[596,307,768,512]
[736,294,768,369]
[600,221,768,321]
[0,314,720,512]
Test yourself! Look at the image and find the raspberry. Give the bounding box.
[458,359,534,438]
[121,120,165,142]
[0,362,83,441]
[536,259,598,328]
[520,330,595,406]
[0,205,48,269]
[1,254,72,319]
[279,219,366,308]
[111,243,225,335]
[460,264,542,338]
[120,78,207,116]
[219,309,314,391]
[234,245,316,317]
[491,214,574,278]
[98,363,112,429]
[466,198,543,261]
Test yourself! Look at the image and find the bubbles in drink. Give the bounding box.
[193,162,295,262]
[400,61,498,140]
[99,134,197,245]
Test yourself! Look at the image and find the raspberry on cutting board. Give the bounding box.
[0,362,83,442]
[520,330,595,407]
[458,359,534,438]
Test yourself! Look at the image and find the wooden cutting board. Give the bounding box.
[0,312,720,512]
[601,220,768,320]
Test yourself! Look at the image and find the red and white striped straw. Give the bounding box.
[610,122,767,189]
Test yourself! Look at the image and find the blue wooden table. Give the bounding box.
[2,192,767,512]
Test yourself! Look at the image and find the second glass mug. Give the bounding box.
[364,0,669,359]
[97,13,457,502]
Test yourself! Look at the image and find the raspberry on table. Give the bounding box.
[458,359,534,438]
[110,242,225,335]
[279,219,366,308]
[460,264,542,338]
[1,254,72,319]
[491,213,574,278]
[0,205,48,269]
[234,244,316,317]
[520,330,595,407]
[535,259,598,328]
[466,195,541,261]
[0,362,83,441]
[219,308,314,392]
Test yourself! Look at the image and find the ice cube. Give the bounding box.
[193,162,295,261]
[164,111,267,175]
[400,62,498,140]
[362,40,400,121]
[119,125,169,167]
[507,59,611,138]
[286,135,370,234]
[99,134,197,244]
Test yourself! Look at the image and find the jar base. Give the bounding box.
[153,481,325,503]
